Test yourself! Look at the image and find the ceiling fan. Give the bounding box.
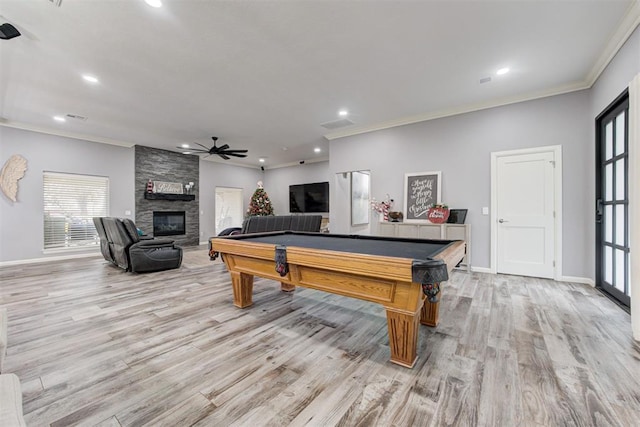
[178,136,248,160]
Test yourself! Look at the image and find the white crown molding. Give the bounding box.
[325,2,640,142]
[0,118,324,171]
[200,156,263,169]
[200,155,328,170]
[266,157,329,170]
[585,0,640,87]
[0,118,135,148]
[324,81,589,140]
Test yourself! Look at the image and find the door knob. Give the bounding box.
[498,218,509,223]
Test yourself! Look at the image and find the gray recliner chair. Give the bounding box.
[97,217,183,273]
[93,217,114,263]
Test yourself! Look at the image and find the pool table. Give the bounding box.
[210,231,466,368]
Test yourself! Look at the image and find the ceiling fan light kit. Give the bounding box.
[177,137,248,160]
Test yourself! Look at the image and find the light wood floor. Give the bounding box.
[1,246,639,426]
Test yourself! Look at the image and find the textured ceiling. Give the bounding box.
[0,0,638,168]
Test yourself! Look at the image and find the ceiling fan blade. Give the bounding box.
[218,153,230,160]
[222,149,249,153]
[194,142,210,150]
[227,153,247,158]
[217,144,229,151]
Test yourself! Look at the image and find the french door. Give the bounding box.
[596,92,630,307]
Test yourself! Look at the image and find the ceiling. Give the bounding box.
[1,1,638,168]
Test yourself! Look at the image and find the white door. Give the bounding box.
[495,151,556,278]
[215,187,244,235]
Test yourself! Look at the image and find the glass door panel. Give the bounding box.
[596,93,630,307]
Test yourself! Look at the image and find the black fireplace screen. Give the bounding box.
[153,211,185,236]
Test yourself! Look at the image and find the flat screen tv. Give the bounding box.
[289,182,329,213]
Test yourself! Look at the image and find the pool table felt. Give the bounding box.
[225,231,458,262]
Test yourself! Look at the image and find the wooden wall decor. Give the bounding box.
[0,154,28,202]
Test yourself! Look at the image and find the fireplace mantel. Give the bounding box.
[144,193,195,201]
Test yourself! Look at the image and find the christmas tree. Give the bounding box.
[247,181,274,216]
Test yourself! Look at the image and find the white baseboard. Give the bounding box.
[559,275,596,287]
[463,266,595,287]
[0,251,101,267]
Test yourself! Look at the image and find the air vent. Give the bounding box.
[48,0,63,7]
[65,114,87,121]
[320,118,354,130]
[480,76,492,84]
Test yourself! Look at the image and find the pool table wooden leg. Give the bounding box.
[280,282,296,292]
[385,308,420,368]
[230,271,254,308]
[420,299,440,327]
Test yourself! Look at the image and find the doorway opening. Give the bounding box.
[215,187,244,235]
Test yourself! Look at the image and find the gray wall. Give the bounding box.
[328,26,640,280]
[0,126,135,262]
[264,161,330,215]
[330,92,591,277]
[2,25,637,272]
[198,161,263,242]
[0,127,266,261]
[590,26,640,118]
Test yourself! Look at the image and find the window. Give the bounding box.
[43,172,109,250]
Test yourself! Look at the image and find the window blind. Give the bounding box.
[43,172,109,250]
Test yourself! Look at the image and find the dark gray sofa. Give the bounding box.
[94,217,183,273]
[211,215,323,259]
[242,214,322,234]
[218,214,323,236]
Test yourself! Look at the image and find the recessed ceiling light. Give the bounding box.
[145,0,162,7]
[183,151,192,155]
[496,67,510,75]
[181,144,190,148]
[338,109,349,117]
[314,148,321,153]
[53,116,66,122]
[259,158,265,163]
[82,75,99,84]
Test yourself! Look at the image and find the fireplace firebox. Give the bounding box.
[153,211,186,236]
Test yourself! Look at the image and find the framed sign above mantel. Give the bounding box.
[403,171,441,222]
[153,181,184,194]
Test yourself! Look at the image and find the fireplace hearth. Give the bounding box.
[153,211,186,236]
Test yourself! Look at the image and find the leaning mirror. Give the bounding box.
[351,170,370,226]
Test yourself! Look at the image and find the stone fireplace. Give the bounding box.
[134,145,199,246]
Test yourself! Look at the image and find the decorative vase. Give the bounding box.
[388,211,403,222]
[427,208,449,224]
